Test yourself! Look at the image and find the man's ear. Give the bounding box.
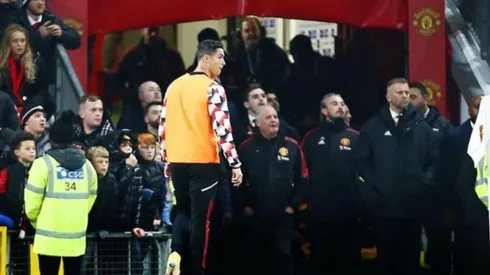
[243,101,250,110]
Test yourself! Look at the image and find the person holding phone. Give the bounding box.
[1,0,81,84]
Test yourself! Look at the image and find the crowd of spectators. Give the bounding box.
[0,2,486,275]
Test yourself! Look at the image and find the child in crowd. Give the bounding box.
[0,131,36,234]
[129,132,166,274]
[82,146,118,274]
[0,131,37,273]
[86,146,118,234]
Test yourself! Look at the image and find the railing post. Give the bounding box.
[480,0,490,63]
[0,227,7,275]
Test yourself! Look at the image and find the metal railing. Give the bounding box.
[446,0,490,101]
[1,228,171,275]
[455,0,490,64]
[54,44,85,114]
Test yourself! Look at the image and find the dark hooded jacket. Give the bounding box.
[424,105,453,137]
[356,104,439,218]
[0,152,31,233]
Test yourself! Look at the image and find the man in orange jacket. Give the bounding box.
[159,39,243,275]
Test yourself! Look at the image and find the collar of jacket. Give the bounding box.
[319,118,347,132]
[253,131,284,145]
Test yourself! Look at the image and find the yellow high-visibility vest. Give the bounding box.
[475,153,489,207]
[25,154,98,257]
[169,179,176,206]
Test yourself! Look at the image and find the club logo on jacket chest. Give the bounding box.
[278,147,290,161]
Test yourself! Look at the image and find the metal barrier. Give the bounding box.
[0,228,171,275]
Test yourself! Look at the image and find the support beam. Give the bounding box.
[408,0,447,116]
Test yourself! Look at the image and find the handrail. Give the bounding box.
[454,0,490,63]
[54,44,85,113]
[446,0,490,101]
[55,44,85,99]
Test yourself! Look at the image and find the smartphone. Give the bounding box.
[45,14,56,25]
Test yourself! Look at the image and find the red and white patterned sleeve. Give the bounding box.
[158,91,168,163]
[207,82,241,168]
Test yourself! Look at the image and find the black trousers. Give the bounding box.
[38,255,83,275]
[375,217,422,275]
[241,214,294,275]
[454,206,490,275]
[308,220,361,275]
[170,163,219,275]
[424,223,452,275]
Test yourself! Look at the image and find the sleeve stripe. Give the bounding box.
[286,137,309,178]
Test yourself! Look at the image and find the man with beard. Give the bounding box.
[229,17,289,93]
[301,93,360,275]
[409,81,453,274]
[409,82,452,134]
[356,78,439,275]
[143,101,163,137]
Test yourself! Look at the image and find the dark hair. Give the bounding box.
[290,34,313,55]
[386,77,408,89]
[198,28,219,43]
[10,131,36,150]
[409,82,428,97]
[196,39,224,60]
[144,101,163,116]
[242,83,263,102]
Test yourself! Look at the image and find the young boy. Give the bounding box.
[0,131,37,232]
[0,131,36,273]
[83,146,118,273]
[86,146,118,234]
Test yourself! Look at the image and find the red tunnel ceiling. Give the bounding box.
[88,0,408,35]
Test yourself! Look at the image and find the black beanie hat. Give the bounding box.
[49,111,77,145]
[21,104,44,126]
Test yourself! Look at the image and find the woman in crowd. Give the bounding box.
[0,24,54,118]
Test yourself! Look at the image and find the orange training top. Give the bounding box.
[159,72,241,168]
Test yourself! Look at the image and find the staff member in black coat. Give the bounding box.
[238,105,308,275]
[455,154,490,275]
[356,78,439,275]
[441,95,482,275]
[409,81,454,274]
[301,93,360,275]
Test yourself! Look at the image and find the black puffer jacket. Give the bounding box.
[87,173,118,232]
[133,153,165,230]
[117,163,143,230]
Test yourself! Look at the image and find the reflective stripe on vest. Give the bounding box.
[36,228,86,239]
[24,155,95,199]
[475,154,489,207]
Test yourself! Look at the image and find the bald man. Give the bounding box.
[117,81,161,132]
[238,105,308,275]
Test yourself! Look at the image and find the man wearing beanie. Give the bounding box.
[24,110,98,275]
[21,103,50,156]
